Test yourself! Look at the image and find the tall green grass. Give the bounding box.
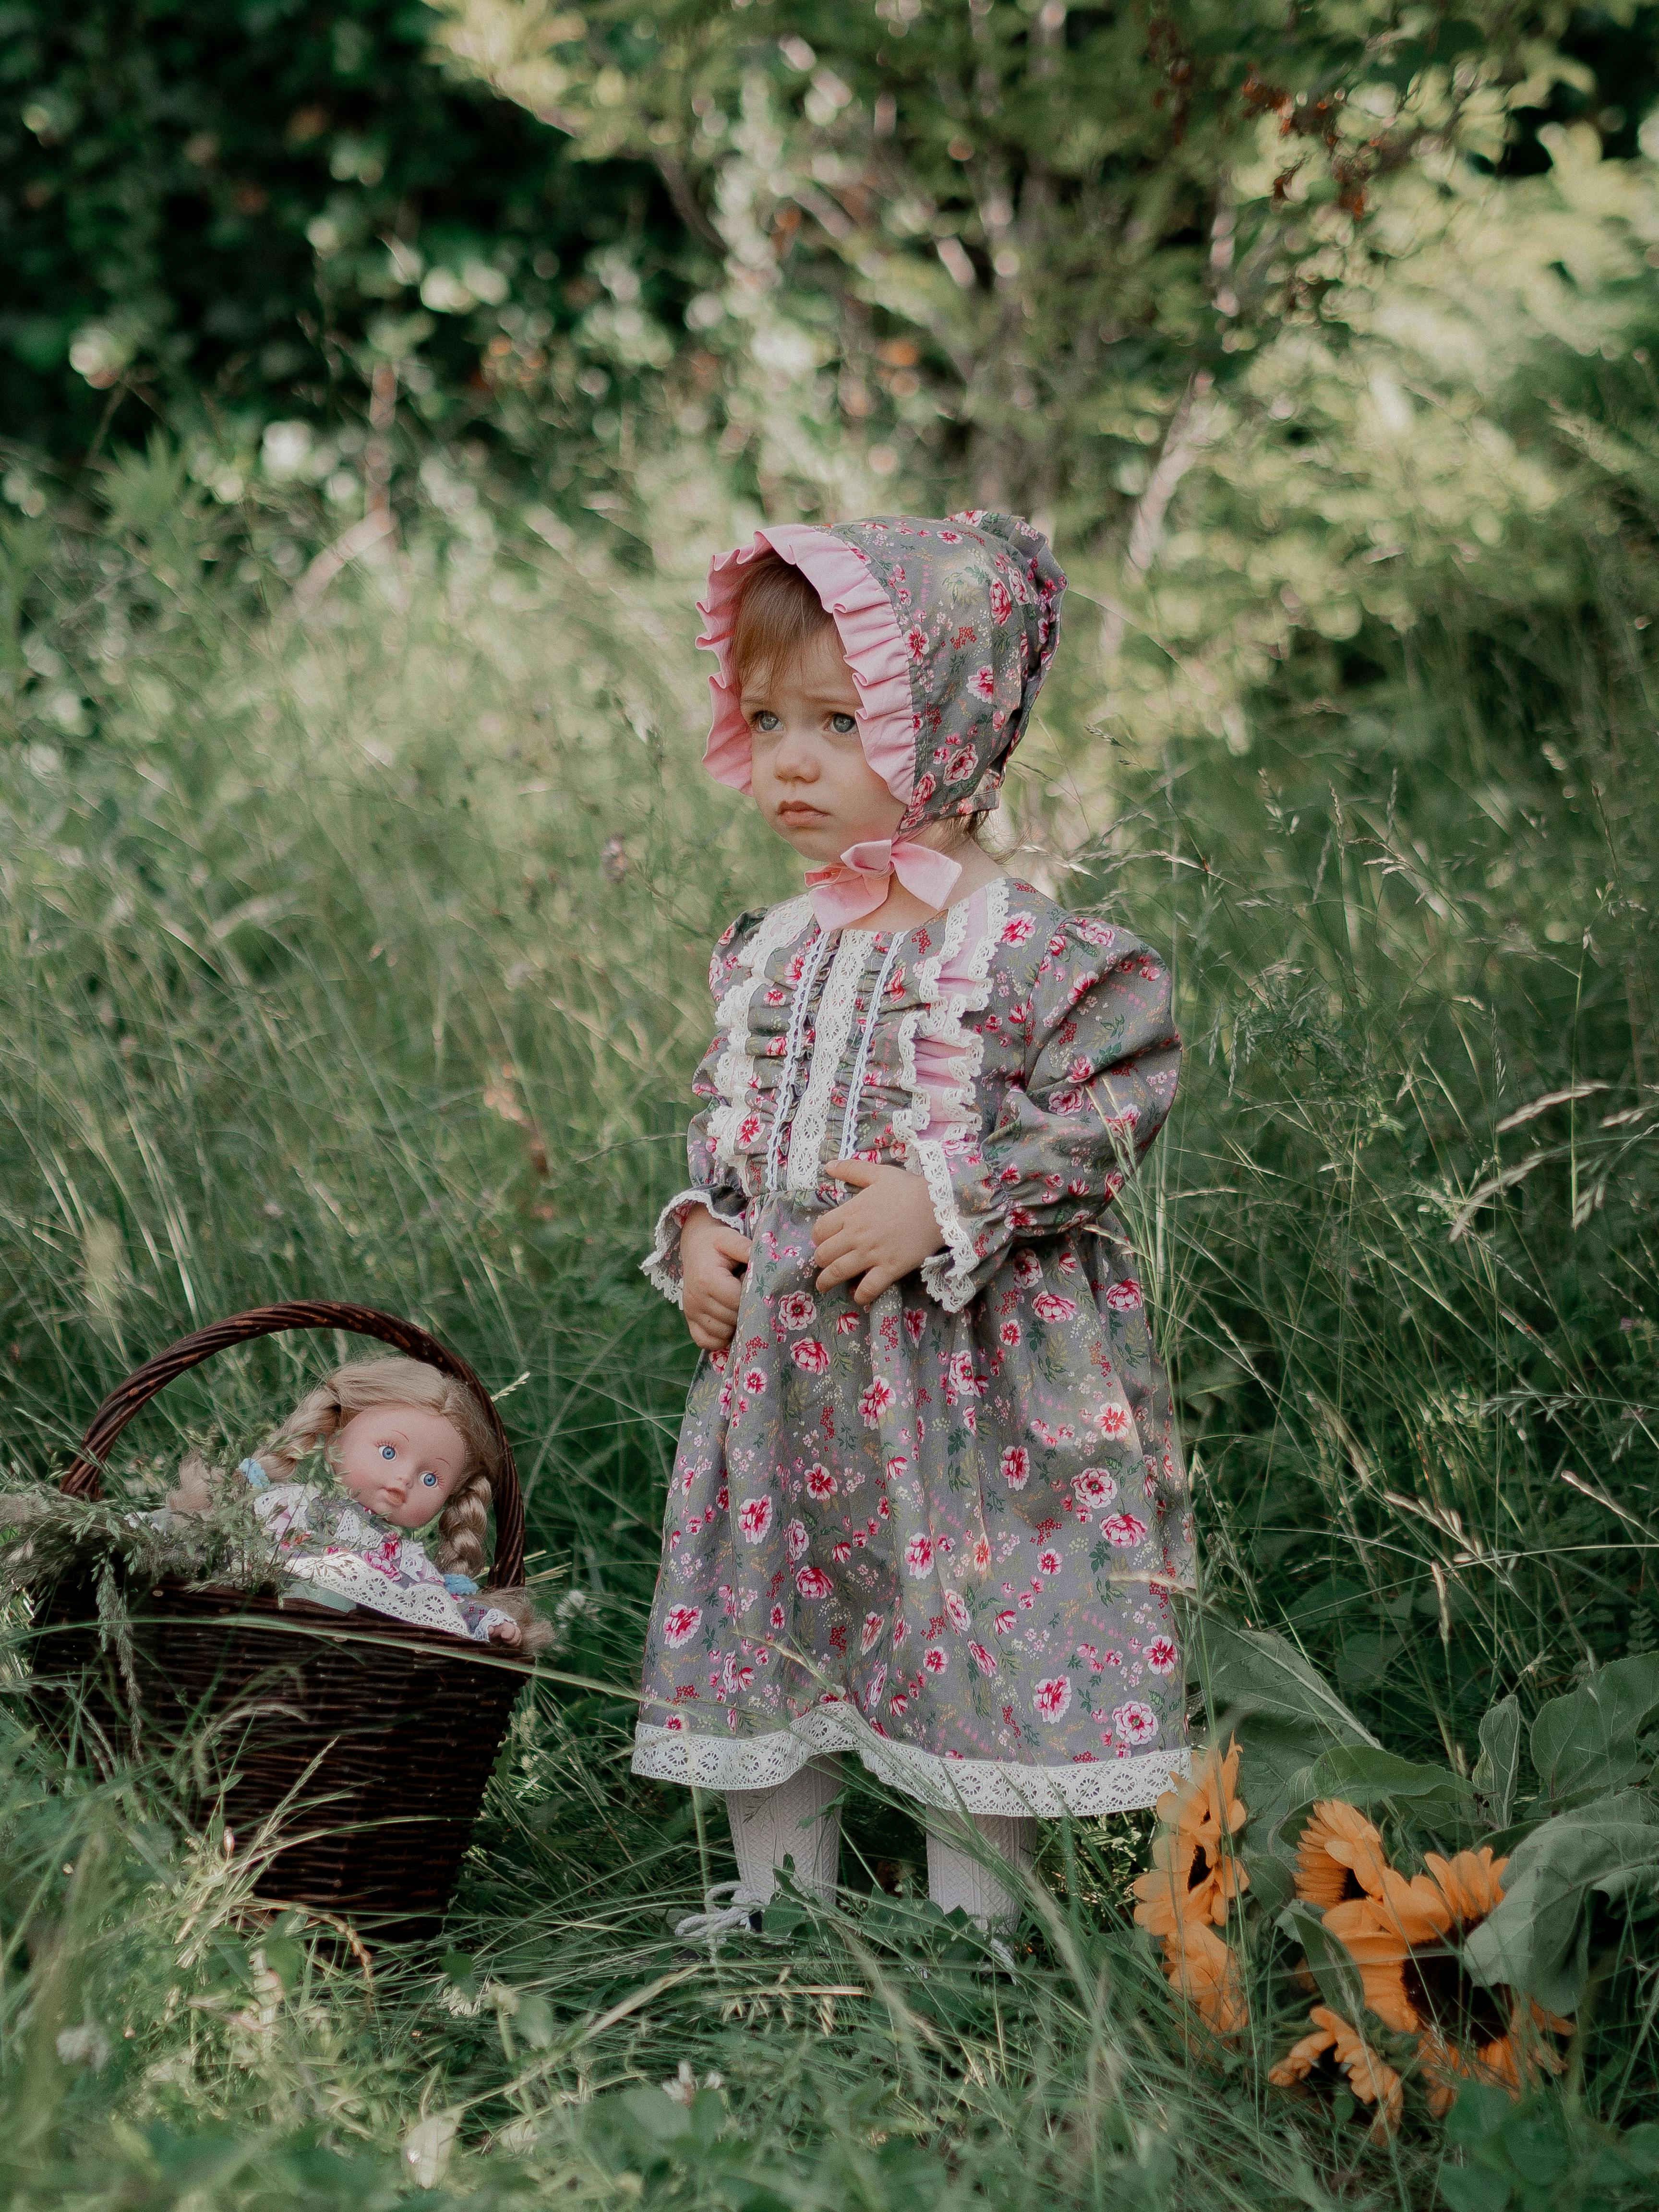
[0,470,1654,2208]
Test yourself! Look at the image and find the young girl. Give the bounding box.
[637,512,1191,1936]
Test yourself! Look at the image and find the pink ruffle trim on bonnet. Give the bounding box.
[696,523,915,804]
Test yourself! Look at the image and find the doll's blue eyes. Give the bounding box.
[421,1472,438,1489]
[380,1445,396,1460]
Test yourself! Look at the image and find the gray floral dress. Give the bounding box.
[635,876,1193,1817]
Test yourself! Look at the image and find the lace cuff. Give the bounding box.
[642,1187,746,1306]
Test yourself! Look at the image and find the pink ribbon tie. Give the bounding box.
[805,839,962,927]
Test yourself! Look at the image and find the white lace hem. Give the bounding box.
[281,1553,510,1643]
[707,894,815,1177]
[633,1710,1189,1817]
[642,1188,746,1306]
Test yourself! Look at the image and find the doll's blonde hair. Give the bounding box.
[257,1357,500,1585]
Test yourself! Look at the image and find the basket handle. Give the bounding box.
[59,1301,525,1589]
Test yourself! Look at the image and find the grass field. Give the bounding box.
[0,461,1655,2209]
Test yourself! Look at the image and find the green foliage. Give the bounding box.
[441,0,1571,530]
[1439,2085,1659,2212]
[1,7,1659,2197]
[1474,1696,1523,1827]
[1463,1792,1659,2013]
[0,0,685,505]
[1529,1656,1659,1803]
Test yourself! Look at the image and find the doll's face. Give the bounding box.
[743,628,905,865]
[330,1404,470,1529]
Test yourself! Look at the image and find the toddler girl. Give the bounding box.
[637,513,1192,1937]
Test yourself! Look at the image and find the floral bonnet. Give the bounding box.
[697,510,1067,836]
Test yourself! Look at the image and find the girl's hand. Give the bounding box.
[488,1617,523,1647]
[812,1160,944,1304]
[680,1205,753,1352]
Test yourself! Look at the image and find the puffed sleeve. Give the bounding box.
[917,915,1181,1312]
[640,910,764,1305]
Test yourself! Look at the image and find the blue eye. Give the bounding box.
[421,1472,438,1488]
[380,1445,396,1461]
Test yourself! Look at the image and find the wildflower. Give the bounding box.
[1322,1843,1572,2112]
[1292,1798,1395,1911]
[1131,1741,1249,1939]
[1268,2006,1403,2143]
[1161,1917,1249,2035]
[662,2059,723,2106]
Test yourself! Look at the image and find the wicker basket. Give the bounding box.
[33,1301,531,1936]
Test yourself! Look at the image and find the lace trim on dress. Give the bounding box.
[708,894,815,1176]
[913,1139,980,1311]
[765,925,835,1193]
[785,931,873,1196]
[642,1188,748,1305]
[633,1712,1190,1818]
[899,878,1009,1308]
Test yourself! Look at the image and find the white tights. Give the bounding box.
[723,1758,1037,1933]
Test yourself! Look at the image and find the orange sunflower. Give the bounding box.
[1161,1915,1250,2035]
[1131,1739,1250,1937]
[1313,1839,1572,2111]
[1293,1798,1395,1910]
[1131,1741,1250,2035]
[1268,2004,1403,2143]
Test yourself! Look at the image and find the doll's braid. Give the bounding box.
[435,1469,493,1585]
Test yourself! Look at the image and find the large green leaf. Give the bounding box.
[1187,1614,1379,1745]
[1529,1657,1659,1802]
[1276,1901,1366,2026]
[1287,1743,1474,1812]
[1473,1695,1523,1826]
[1185,1613,1381,1848]
[1462,1792,1659,2014]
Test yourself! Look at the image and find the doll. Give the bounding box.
[171,1356,548,1650]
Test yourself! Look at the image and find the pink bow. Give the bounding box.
[805,839,962,928]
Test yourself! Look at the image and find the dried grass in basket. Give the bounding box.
[31,1301,531,1937]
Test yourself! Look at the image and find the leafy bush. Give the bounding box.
[0,0,686,510]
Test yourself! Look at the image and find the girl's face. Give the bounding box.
[331,1404,469,1529]
[743,628,904,864]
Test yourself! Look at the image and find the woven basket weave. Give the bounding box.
[34,1302,530,1936]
